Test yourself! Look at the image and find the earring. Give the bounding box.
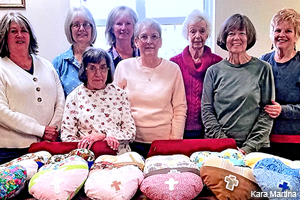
[294,43,296,51]
[271,44,274,50]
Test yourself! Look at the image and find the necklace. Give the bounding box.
[137,57,162,82]
[141,66,154,82]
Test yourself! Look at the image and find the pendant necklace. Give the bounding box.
[142,66,153,82]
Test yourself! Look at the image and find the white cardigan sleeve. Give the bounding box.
[0,68,45,138]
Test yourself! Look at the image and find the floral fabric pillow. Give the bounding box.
[85,152,144,200]
[140,154,203,200]
[28,155,89,200]
[190,148,245,169]
[0,165,27,200]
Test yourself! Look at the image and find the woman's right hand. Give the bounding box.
[264,100,282,118]
[42,126,59,142]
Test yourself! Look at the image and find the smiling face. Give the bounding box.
[7,22,30,55]
[188,20,208,51]
[226,28,248,54]
[113,13,134,42]
[86,59,108,90]
[272,20,298,51]
[71,16,92,46]
[135,26,162,57]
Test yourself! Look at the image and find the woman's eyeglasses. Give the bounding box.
[86,66,109,73]
[71,22,91,30]
[138,34,161,43]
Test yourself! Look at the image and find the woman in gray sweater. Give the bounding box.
[201,14,275,154]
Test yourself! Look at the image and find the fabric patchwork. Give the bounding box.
[85,152,145,200]
[28,155,89,200]
[94,151,145,171]
[0,151,51,180]
[140,172,202,200]
[141,154,203,200]
[0,151,51,169]
[0,165,27,200]
[244,152,300,169]
[85,165,144,200]
[190,148,245,169]
[200,157,261,200]
[45,149,95,169]
[253,158,300,199]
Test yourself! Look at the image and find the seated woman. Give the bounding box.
[0,11,65,164]
[114,18,187,158]
[61,47,136,154]
[201,14,275,154]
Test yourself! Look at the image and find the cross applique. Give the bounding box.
[50,178,64,194]
[224,174,239,191]
[165,178,178,191]
[111,180,122,191]
[278,181,291,192]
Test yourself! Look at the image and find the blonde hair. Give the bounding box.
[270,8,300,40]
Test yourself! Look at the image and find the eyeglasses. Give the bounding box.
[138,34,161,43]
[71,22,92,30]
[86,66,109,73]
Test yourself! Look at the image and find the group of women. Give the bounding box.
[0,5,299,164]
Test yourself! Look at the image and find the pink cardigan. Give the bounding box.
[170,46,222,131]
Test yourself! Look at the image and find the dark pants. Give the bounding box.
[130,141,151,159]
[0,148,29,165]
[184,129,205,139]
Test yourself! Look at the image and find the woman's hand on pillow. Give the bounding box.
[104,137,119,151]
[78,133,106,149]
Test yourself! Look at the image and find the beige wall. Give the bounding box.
[0,0,70,61]
[214,0,300,59]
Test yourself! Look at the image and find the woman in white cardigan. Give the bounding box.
[0,11,65,164]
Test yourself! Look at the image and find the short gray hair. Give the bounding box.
[134,18,162,39]
[64,6,97,45]
[182,9,211,40]
[105,6,138,47]
[0,11,38,58]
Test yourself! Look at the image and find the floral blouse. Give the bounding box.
[61,83,136,153]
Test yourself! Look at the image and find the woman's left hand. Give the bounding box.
[78,133,106,150]
[104,137,119,151]
[264,100,282,118]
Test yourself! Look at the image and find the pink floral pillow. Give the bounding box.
[140,154,203,200]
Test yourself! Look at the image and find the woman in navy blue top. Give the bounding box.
[261,8,300,160]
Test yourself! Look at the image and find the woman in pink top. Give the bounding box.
[114,18,187,158]
[170,10,222,139]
